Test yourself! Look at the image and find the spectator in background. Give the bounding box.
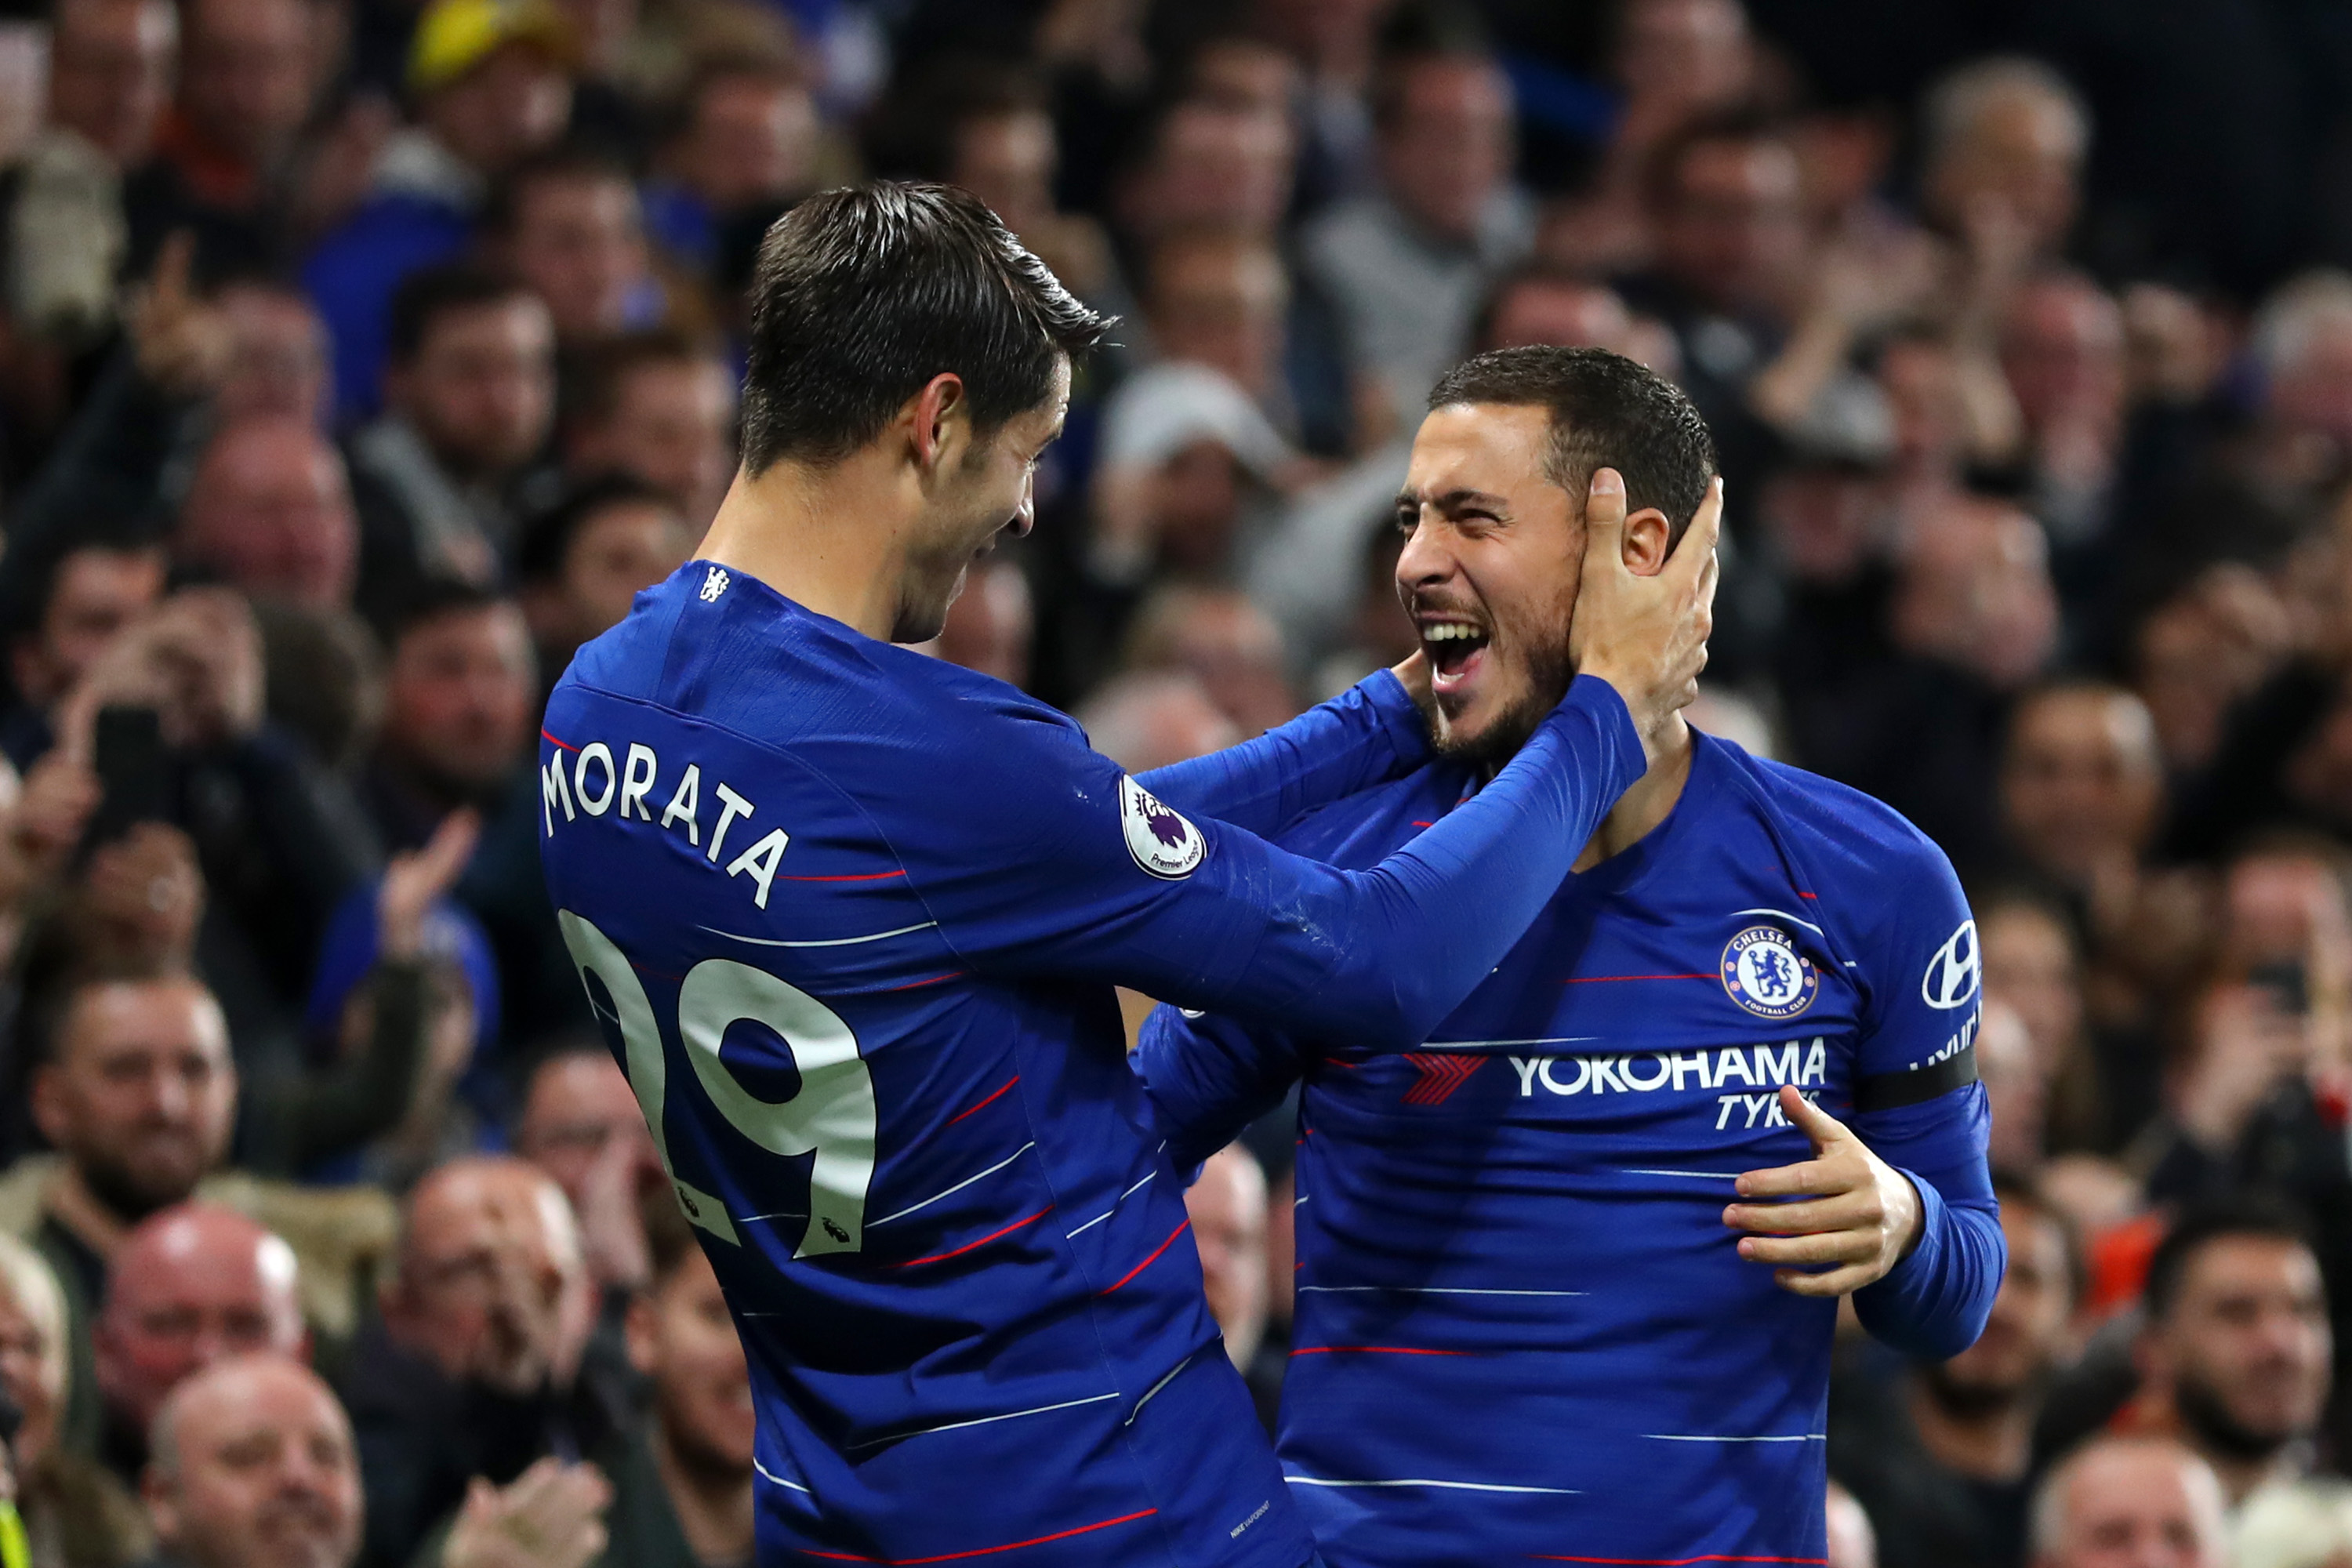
[561,330,737,529]
[515,476,695,699]
[488,147,666,350]
[2132,565,2294,778]
[143,1356,362,1568]
[1976,887,2112,1156]
[2026,1437,2227,1568]
[1999,271,2127,554]
[212,281,333,430]
[175,419,361,615]
[1072,670,1240,774]
[343,1156,615,1568]
[38,0,176,173]
[511,1043,659,1298]
[644,56,819,281]
[304,0,575,421]
[1831,1178,2078,1568]
[1301,38,1530,441]
[1115,96,1298,253]
[0,1233,147,1568]
[931,559,1033,688]
[1473,264,1679,372]
[360,583,535,855]
[1186,1145,1269,1374]
[1919,59,2089,271]
[1120,584,1299,738]
[129,0,318,278]
[93,1204,306,1486]
[0,536,168,771]
[348,267,558,619]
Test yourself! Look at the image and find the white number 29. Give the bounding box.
[556,910,877,1258]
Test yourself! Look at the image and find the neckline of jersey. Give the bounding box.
[1564,729,1722,898]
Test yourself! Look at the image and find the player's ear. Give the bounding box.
[1621,506,1671,577]
[907,373,970,474]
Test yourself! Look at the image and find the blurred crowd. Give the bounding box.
[1,0,2351,1565]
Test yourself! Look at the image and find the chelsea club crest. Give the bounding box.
[1720,924,1820,1019]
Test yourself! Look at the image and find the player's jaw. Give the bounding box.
[1410,584,1575,773]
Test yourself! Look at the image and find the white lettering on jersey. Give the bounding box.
[541,753,575,835]
[661,764,702,844]
[575,742,618,815]
[709,783,756,864]
[621,744,659,821]
[1506,1040,1829,1139]
[727,828,792,909]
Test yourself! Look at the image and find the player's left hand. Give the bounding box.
[1722,1086,1923,1297]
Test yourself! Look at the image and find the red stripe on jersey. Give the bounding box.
[777,869,909,882]
[896,1207,1052,1269]
[948,1076,1019,1123]
[887,971,968,993]
[1401,1053,1485,1105]
[540,729,576,752]
[794,1508,1160,1563]
[1098,1219,1191,1294]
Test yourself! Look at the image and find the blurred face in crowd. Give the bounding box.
[570,355,737,526]
[2266,310,2352,448]
[0,1240,69,1470]
[1976,1001,2047,1171]
[953,109,1058,238]
[217,285,330,430]
[933,558,1033,688]
[147,1357,361,1568]
[2002,275,2125,443]
[1614,0,1751,122]
[1759,463,1886,586]
[96,1205,306,1438]
[1184,1146,1269,1369]
[1076,672,1241,773]
[507,170,652,342]
[2223,848,2352,978]
[1191,38,1298,122]
[389,292,557,481]
[1929,82,2083,258]
[1980,898,2085,1078]
[1880,336,1972,477]
[1485,278,1634,355]
[535,496,695,652]
[179,0,314,167]
[1148,234,1287,401]
[2034,1441,2227,1568]
[514,1050,655,1214]
[1377,55,1513,245]
[626,1247,753,1483]
[2135,566,2290,772]
[2143,1235,2331,1462]
[1399,403,1673,768]
[1131,101,1295,238]
[46,0,176,168]
[178,418,358,611]
[1126,586,1298,736]
[1889,499,2059,689]
[423,41,572,179]
[33,978,235,1221]
[679,70,816,210]
[1927,1196,2072,1410]
[12,543,168,706]
[382,601,536,793]
[2000,686,2165,886]
[384,1157,584,1396]
[1654,134,1806,317]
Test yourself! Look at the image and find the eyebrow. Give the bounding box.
[1395,488,1508,511]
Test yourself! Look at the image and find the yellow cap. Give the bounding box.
[407,0,577,95]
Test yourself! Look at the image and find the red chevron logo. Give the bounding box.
[1401,1053,1485,1105]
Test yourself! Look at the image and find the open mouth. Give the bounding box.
[1419,619,1491,698]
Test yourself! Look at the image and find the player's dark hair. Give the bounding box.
[388,263,535,368]
[1428,345,1716,544]
[737,181,1112,474]
[517,473,684,586]
[2142,1195,2318,1323]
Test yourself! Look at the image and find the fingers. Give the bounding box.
[1773,1086,1850,1152]
[1732,1151,1856,1200]
[1737,1229,1878,1269]
[423,807,483,884]
[1668,476,1724,575]
[1723,1189,1878,1237]
[1580,468,1628,579]
[1772,1262,1879,1298]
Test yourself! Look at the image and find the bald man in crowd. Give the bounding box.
[94,1202,306,1485]
[340,1155,623,1568]
[146,1355,363,1568]
[2027,1437,2227,1568]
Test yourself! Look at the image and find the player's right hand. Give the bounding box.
[1568,469,1721,762]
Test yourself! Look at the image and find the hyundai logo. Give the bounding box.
[1921,920,1980,1011]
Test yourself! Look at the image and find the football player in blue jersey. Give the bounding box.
[535,184,1722,1568]
[1139,345,2005,1568]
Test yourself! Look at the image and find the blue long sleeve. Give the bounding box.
[1134,670,1432,836]
[1851,1085,2005,1359]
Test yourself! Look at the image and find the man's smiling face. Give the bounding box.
[1395,402,1584,769]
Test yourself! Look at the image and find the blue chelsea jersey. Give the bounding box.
[535,562,1649,1568]
[1138,732,2005,1568]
